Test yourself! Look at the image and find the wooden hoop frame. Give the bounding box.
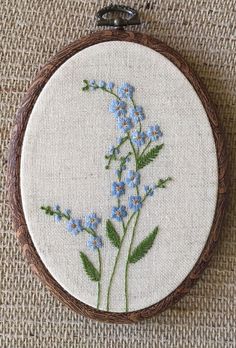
[7,30,227,323]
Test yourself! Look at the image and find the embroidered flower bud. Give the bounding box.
[126,170,140,188]
[67,218,83,236]
[54,215,62,223]
[117,83,135,99]
[129,106,145,124]
[146,125,163,141]
[112,181,125,197]
[87,236,103,251]
[144,185,154,196]
[107,82,114,90]
[64,208,71,217]
[85,213,101,231]
[89,79,96,90]
[98,80,106,88]
[111,206,128,222]
[131,130,146,147]
[128,195,142,212]
[53,205,62,222]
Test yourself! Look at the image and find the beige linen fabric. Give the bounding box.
[20,41,218,311]
[1,0,235,346]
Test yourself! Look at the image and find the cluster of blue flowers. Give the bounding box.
[101,81,164,223]
[52,205,103,251]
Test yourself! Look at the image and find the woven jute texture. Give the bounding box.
[0,0,235,347]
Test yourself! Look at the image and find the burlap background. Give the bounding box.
[1,0,235,347]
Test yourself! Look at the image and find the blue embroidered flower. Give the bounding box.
[87,236,103,250]
[126,170,140,188]
[107,82,114,90]
[98,80,106,88]
[131,131,146,147]
[117,83,134,99]
[117,117,133,133]
[129,106,145,124]
[67,218,83,235]
[129,195,143,212]
[111,206,127,221]
[144,185,154,196]
[85,213,101,231]
[147,125,163,141]
[109,99,127,117]
[112,181,125,197]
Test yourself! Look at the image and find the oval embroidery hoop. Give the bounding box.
[8,5,227,323]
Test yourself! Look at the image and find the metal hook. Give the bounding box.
[96,4,141,29]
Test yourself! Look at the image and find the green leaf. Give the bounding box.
[82,79,89,91]
[129,227,159,264]
[157,177,172,188]
[80,252,100,281]
[137,144,164,170]
[106,219,121,249]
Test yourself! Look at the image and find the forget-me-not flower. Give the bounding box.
[67,218,83,235]
[87,236,103,250]
[147,125,163,141]
[131,130,146,147]
[129,195,143,212]
[85,213,101,231]
[126,170,140,188]
[109,99,127,117]
[129,106,145,124]
[117,117,133,133]
[111,206,127,222]
[112,181,125,197]
[117,83,134,99]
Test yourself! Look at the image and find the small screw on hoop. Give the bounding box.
[96,4,141,29]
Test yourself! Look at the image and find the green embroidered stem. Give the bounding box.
[106,223,127,311]
[106,211,137,311]
[40,206,70,220]
[128,133,138,168]
[82,79,121,100]
[97,249,102,309]
[139,140,151,157]
[124,210,140,311]
[88,227,102,309]
[105,137,129,170]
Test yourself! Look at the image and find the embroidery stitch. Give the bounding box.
[41,79,172,312]
[82,79,172,311]
[40,205,103,309]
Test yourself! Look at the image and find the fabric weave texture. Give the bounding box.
[0,0,235,347]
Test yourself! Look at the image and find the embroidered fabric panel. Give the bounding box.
[20,41,218,312]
